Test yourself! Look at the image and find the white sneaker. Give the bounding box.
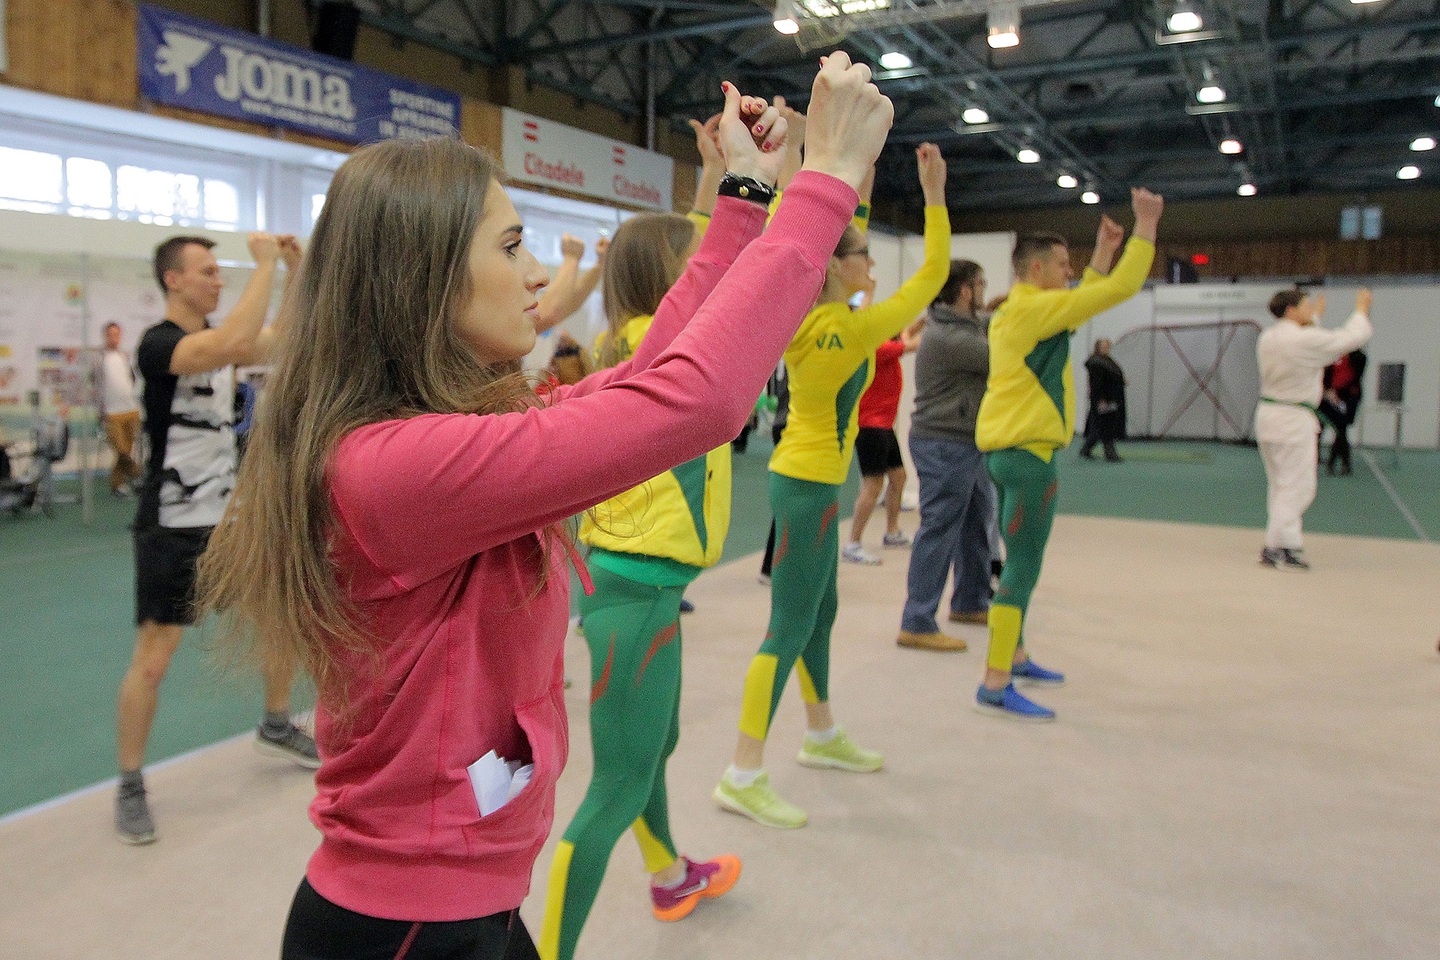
[882,532,911,548]
[841,543,881,565]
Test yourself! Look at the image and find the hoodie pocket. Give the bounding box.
[460,682,569,855]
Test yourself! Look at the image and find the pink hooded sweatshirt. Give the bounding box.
[308,172,858,921]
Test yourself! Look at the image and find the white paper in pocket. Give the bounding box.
[467,750,535,816]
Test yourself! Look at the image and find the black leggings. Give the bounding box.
[281,879,540,960]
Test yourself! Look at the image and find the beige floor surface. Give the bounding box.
[2,516,1438,960]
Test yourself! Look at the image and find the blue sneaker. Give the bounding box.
[974,683,1056,722]
[1011,659,1065,686]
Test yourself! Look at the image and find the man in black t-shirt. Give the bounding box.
[117,232,314,845]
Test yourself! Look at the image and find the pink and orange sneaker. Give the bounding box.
[650,854,742,922]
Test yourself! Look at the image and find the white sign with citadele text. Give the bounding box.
[501,108,673,212]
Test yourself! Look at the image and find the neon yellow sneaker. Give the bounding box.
[712,772,807,829]
[796,729,883,772]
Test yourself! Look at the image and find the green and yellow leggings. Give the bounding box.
[984,448,1059,673]
[538,565,686,960]
[738,473,837,741]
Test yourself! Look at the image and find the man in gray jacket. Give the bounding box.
[897,260,997,651]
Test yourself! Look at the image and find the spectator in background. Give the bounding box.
[117,232,315,847]
[101,321,141,496]
[843,318,924,565]
[1080,338,1127,462]
[896,259,995,652]
[1319,347,1366,476]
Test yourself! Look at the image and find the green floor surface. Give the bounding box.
[3,439,1432,817]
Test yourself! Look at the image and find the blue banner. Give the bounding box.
[136,4,460,145]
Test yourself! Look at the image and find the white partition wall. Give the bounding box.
[1077,283,1440,449]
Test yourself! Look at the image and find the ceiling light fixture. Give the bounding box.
[1017,148,1040,163]
[1167,1,1204,32]
[1197,84,1227,104]
[1081,190,1100,204]
[1349,0,1383,5]
[1397,165,1421,180]
[988,6,1021,49]
[1237,183,1257,196]
[773,0,800,34]
[1219,138,1243,155]
[879,51,913,70]
[1057,174,1079,188]
[962,106,990,124]
[1411,136,1436,151]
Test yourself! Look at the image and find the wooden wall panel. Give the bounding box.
[3,0,135,107]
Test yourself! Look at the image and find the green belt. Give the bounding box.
[1259,396,1318,415]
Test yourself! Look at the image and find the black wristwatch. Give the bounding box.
[718,172,777,207]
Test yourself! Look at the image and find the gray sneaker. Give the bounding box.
[115,782,156,845]
[255,722,322,769]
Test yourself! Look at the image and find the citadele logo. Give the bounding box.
[613,146,626,166]
[155,30,213,94]
[523,120,539,143]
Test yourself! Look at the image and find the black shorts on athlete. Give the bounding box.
[134,525,213,626]
[854,426,904,477]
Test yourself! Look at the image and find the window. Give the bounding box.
[0,103,345,235]
[0,145,63,212]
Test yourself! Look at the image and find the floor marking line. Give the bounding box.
[0,708,315,826]
[0,543,123,569]
[1361,450,1431,543]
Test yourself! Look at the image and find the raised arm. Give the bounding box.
[1295,288,1374,365]
[334,56,894,579]
[1030,188,1163,341]
[534,234,606,334]
[1086,215,1125,278]
[170,233,281,375]
[560,90,789,399]
[688,114,726,218]
[850,143,949,354]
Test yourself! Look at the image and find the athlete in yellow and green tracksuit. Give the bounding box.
[540,213,749,960]
[714,202,950,825]
[974,232,1155,720]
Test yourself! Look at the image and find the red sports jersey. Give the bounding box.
[858,338,905,428]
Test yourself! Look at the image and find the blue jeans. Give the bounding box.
[900,435,996,634]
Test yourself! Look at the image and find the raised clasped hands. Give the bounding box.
[717,84,787,186]
[247,231,282,266]
[800,51,895,191]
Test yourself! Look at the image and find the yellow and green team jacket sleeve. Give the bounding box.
[769,205,951,486]
[768,192,869,232]
[975,236,1155,455]
[580,312,733,574]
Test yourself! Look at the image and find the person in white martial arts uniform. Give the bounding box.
[1254,287,1373,570]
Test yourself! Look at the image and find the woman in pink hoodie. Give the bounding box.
[198,56,892,960]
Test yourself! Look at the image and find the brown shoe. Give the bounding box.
[947,610,989,625]
[897,630,968,652]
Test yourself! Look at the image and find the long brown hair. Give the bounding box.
[197,138,547,711]
[596,213,694,368]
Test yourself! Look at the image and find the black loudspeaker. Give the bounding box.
[312,2,361,60]
[1377,363,1405,404]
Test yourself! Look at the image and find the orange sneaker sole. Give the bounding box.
[652,855,742,922]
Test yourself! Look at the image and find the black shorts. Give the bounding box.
[134,525,213,626]
[854,427,904,477]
